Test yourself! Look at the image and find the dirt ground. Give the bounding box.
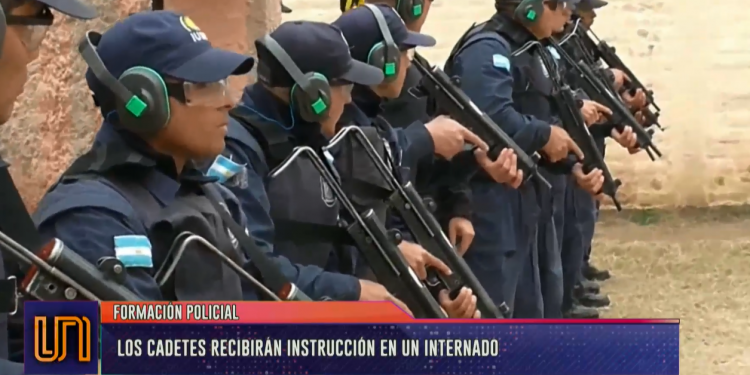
[594,206,750,374]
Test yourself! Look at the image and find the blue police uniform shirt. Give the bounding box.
[33,122,360,302]
[216,84,361,300]
[449,37,552,155]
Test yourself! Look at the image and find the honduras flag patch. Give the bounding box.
[492,54,510,71]
[207,154,247,187]
[113,235,153,268]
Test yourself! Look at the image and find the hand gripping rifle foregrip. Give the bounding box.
[548,41,662,160]
[325,127,505,318]
[411,53,551,190]
[269,146,446,318]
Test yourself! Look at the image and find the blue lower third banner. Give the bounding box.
[96,303,680,375]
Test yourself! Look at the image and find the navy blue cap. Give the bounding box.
[333,4,435,63]
[256,21,384,87]
[86,10,254,100]
[37,0,97,19]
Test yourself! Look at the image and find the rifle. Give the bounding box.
[576,24,663,131]
[531,42,623,211]
[411,53,551,189]
[0,231,141,303]
[548,40,662,161]
[269,146,447,318]
[325,126,509,319]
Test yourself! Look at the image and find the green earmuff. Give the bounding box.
[395,0,425,24]
[515,0,546,24]
[78,31,171,136]
[363,4,401,82]
[256,35,332,123]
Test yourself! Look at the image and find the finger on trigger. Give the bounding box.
[570,140,584,161]
[430,254,452,276]
[460,127,488,151]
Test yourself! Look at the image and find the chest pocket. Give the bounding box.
[511,49,555,122]
[148,191,245,302]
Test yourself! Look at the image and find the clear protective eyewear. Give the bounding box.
[6,6,54,52]
[172,79,235,108]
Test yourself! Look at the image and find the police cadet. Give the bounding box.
[338,2,525,257]
[30,11,377,310]
[333,4,517,318]
[0,0,96,372]
[555,0,643,317]
[569,1,646,285]
[220,20,435,312]
[340,0,433,128]
[444,0,614,318]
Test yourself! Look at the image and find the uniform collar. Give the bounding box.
[240,84,329,149]
[352,85,383,119]
[88,122,213,206]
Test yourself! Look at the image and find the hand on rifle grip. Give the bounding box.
[542,126,584,162]
[572,163,604,196]
[438,287,480,319]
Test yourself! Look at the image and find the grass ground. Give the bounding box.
[594,206,750,374]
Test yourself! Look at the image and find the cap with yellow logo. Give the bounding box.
[85,10,255,92]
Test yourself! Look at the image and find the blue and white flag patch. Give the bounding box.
[207,154,245,183]
[547,46,561,61]
[492,54,510,71]
[113,235,153,268]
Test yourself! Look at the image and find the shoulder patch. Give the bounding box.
[547,46,561,61]
[492,54,510,71]
[207,154,247,188]
[113,235,153,268]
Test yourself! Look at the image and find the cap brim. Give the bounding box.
[339,60,385,86]
[578,0,606,9]
[400,31,436,49]
[166,48,255,83]
[590,0,608,8]
[37,0,97,19]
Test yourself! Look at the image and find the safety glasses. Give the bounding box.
[6,6,54,52]
[167,79,233,108]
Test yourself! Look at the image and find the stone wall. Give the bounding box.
[4,0,749,210]
[0,0,280,211]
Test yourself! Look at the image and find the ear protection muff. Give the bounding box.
[395,0,425,24]
[78,31,171,136]
[515,0,546,24]
[363,4,400,83]
[256,34,332,123]
[0,4,6,59]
